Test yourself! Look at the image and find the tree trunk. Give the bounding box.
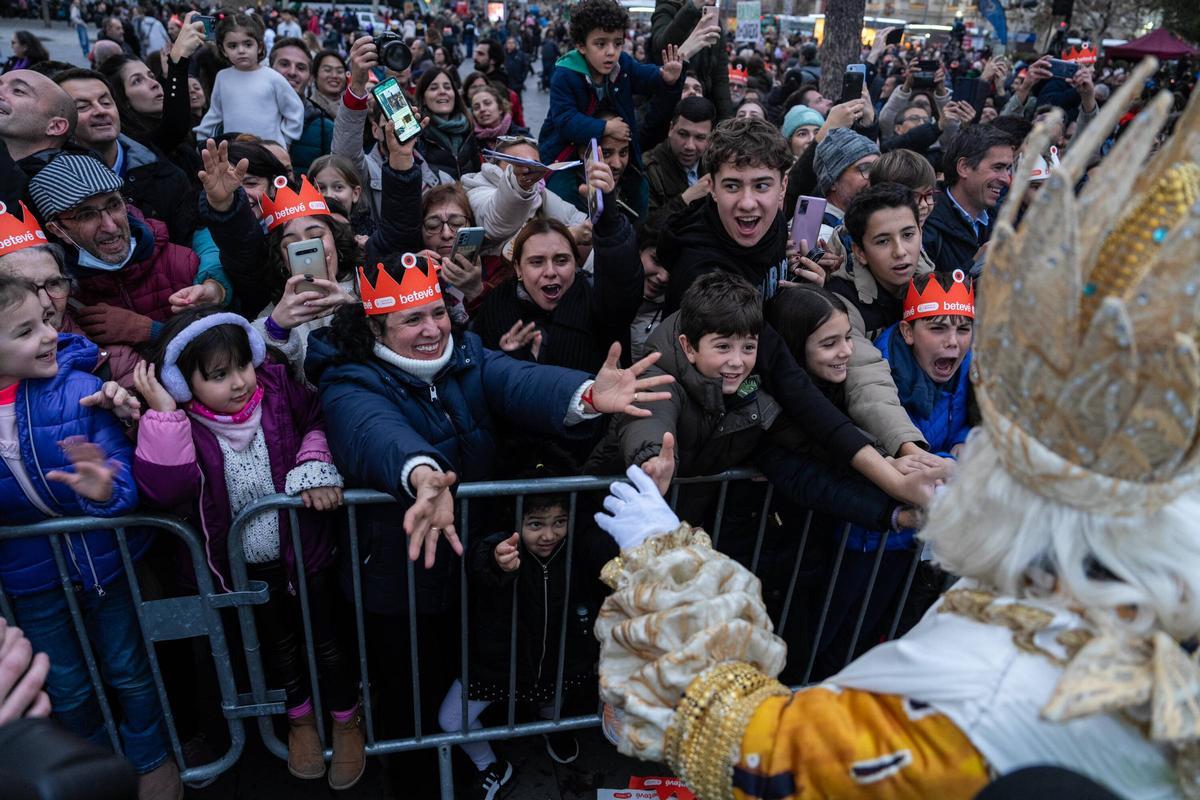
[818,0,865,100]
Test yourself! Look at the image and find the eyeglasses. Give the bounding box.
[30,277,71,299]
[916,189,936,205]
[57,195,125,226]
[422,214,468,233]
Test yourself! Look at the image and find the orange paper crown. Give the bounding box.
[903,269,975,322]
[729,65,748,84]
[358,254,442,315]
[260,175,329,231]
[1063,44,1097,64]
[0,201,49,257]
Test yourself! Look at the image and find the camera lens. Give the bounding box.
[375,33,413,73]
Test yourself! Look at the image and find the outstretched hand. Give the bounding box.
[585,343,675,417]
[499,320,542,360]
[494,532,520,572]
[403,467,463,568]
[45,437,118,503]
[641,431,677,496]
[198,138,249,213]
[594,465,681,550]
[80,380,142,422]
[660,44,684,85]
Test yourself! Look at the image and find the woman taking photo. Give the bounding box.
[416,66,481,181]
[469,84,529,153]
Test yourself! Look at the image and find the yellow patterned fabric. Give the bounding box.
[733,685,990,800]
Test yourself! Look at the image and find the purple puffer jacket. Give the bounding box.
[132,363,337,592]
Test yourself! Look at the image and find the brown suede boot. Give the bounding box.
[287,712,326,779]
[138,759,183,800]
[328,712,366,790]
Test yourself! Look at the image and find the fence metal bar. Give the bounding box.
[777,510,814,633]
[888,547,927,641]
[843,530,892,668]
[346,504,377,747]
[114,528,185,768]
[551,491,579,721]
[289,508,327,746]
[47,532,122,752]
[458,495,470,738]
[803,522,852,684]
[709,480,730,546]
[748,484,776,575]
[506,495,523,729]
[405,555,423,740]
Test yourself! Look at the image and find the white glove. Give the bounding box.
[594,465,681,550]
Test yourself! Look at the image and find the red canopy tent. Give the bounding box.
[1105,29,1198,60]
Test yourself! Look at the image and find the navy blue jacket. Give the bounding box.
[0,334,146,596]
[843,324,972,552]
[538,50,677,170]
[304,328,596,614]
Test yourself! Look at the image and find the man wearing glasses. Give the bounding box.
[813,128,880,251]
[0,201,141,387]
[28,154,220,351]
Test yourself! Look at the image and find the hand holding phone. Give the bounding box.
[839,68,866,105]
[451,227,486,262]
[1048,58,1079,81]
[372,77,422,144]
[197,14,217,40]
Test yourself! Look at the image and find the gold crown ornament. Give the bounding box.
[973,56,1200,517]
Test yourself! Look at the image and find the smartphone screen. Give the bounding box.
[585,138,604,223]
[198,15,216,39]
[372,77,422,143]
[839,70,865,104]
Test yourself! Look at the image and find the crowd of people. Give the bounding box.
[0,1,1195,799]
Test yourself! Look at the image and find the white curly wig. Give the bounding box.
[919,427,1200,641]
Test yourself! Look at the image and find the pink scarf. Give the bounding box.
[474,112,513,142]
[185,385,265,452]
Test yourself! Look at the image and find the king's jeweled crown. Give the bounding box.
[973,57,1200,515]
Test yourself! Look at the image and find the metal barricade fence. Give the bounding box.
[0,514,264,787]
[0,471,926,797]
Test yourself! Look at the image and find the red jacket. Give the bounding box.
[68,207,198,321]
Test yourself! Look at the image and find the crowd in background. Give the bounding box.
[0,1,1195,799]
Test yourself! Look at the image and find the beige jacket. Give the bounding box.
[825,233,933,455]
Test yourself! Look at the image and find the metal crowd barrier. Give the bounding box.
[0,470,927,798]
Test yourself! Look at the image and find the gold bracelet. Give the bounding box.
[667,662,788,800]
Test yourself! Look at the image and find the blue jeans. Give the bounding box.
[75,23,90,58]
[11,576,169,774]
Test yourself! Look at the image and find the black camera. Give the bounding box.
[375,31,413,72]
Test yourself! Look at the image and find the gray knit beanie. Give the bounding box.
[814,128,880,196]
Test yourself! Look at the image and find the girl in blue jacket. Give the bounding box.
[0,277,175,793]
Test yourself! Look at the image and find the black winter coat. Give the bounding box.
[922,190,993,274]
[471,200,643,373]
[466,527,617,688]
